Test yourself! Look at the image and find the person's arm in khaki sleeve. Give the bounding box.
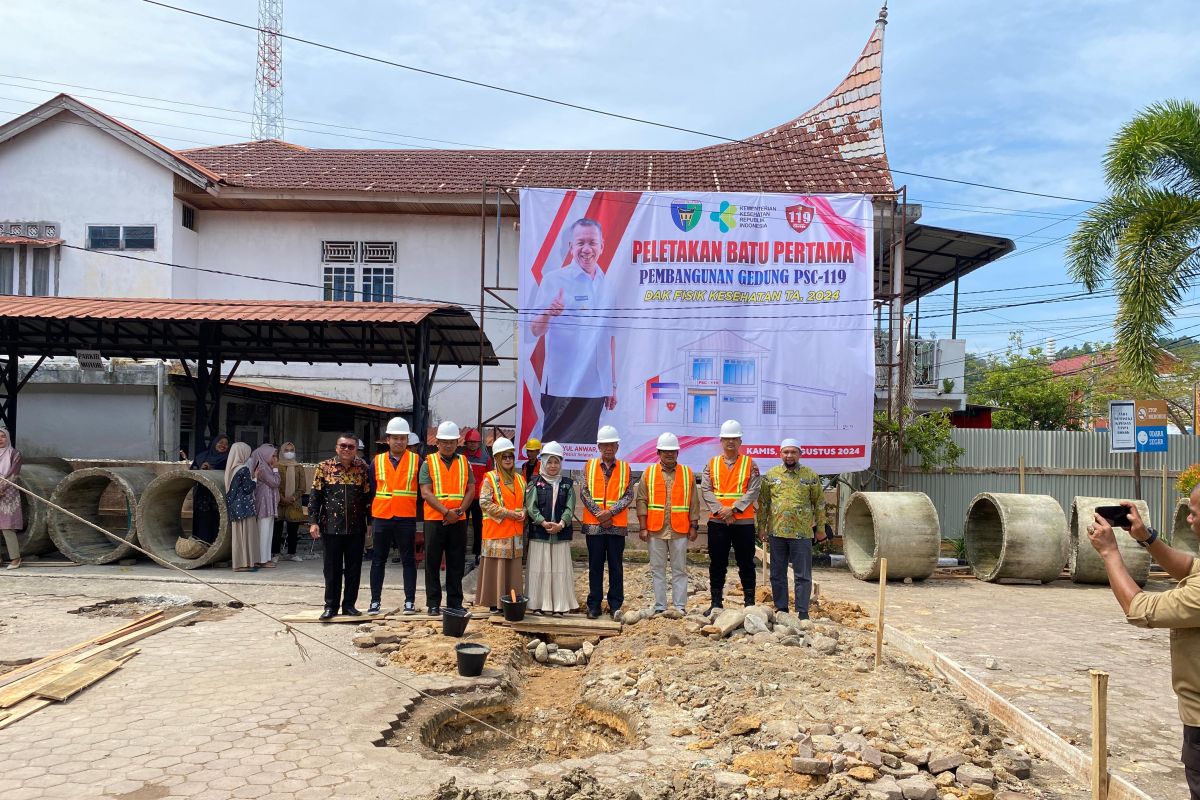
[1127,564,1200,628]
[1088,501,1199,617]
[635,477,650,542]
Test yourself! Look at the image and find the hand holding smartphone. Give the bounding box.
[1095,504,1133,529]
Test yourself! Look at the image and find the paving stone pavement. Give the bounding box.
[816,567,1186,800]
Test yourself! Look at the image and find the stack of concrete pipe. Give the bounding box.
[1069,496,1152,586]
[47,467,155,564]
[963,493,1068,584]
[11,463,71,556]
[842,491,940,581]
[136,470,231,569]
[1171,498,1200,556]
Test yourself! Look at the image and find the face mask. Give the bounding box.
[282,452,296,460]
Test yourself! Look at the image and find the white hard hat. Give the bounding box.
[780,438,801,451]
[719,419,743,438]
[492,437,515,456]
[596,425,620,444]
[408,432,420,446]
[656,432,680,451]
[436,421,460,440]
[386,417,411,436]
[540,441,564,460]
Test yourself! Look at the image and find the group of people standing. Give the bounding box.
[189,436,308,572]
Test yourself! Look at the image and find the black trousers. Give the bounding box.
[586,534,625,614]
[1184,725,1200,800]
[424,519,467,610]
[370,517,417,604]
[322,532,364,610]
[272,519,300,556]
[540,393,605,444]
[769,536,813,616]
[707,521,756,608]
[467,500,483,556]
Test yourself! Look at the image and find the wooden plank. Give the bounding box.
[874,557,887,670]
[278,609,398,624]
[884,624,1152,800]
[0,610,163,690]
[69,611,198,663]
[36,659,123,702]
[0,662,76,708]
[0,698,51,730]
[1092,670,1109,800]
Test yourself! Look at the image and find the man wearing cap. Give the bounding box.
[637,432,700,615]
[528,217,618,445]
[578,425,635,619]
[462,428,494,568]
[367,417,421,616]
[419,421,476,614]
[522,439,542,483]
[700,419,762,613]
[757,439,827,618]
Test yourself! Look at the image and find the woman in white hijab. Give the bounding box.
[523,442,578,615]
[224,442,259,572]
[0,427,23,569]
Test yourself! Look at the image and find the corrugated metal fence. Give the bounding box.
[897,429,1200,539]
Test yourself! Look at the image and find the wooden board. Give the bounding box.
[0,698,51,730]
[69,611,198,664]
[36,659,123,702]
[277,609,398,624]
[0,662,77,708]
[0,610,163,690]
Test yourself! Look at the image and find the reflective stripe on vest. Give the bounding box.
[371,451,418,519]
[710,455,755,520]
[645,463,693,534]
[482,470,526,540]
[426,453,468,509]
[582,458,630,527]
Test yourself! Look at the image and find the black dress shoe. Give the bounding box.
[341,606,362,617]
[427,606,440,616]
[318,606,337,621]
[586,609,599,619]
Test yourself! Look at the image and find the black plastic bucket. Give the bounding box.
[500,595,527,622]
[442,607,470,637]
[455,643,491,677]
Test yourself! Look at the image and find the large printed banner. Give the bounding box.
[517,189,874,472]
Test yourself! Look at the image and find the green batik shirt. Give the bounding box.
[756,464,826,539]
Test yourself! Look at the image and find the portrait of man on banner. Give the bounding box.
[528,217,618,444]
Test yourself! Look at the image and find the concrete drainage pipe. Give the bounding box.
[843,491,940,581]
[1069,496,1151,586]
[963,492,1067,583]
[1170,497,1199,556]
[48,467,154,564]
[137,470,230,569]
[12,464,70,556]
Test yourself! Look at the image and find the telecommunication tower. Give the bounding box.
[251,0,284,140]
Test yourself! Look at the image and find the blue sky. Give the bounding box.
[4,0,1199,358]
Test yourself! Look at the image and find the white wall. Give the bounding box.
[196,210,521,427]
[0,112,177,297]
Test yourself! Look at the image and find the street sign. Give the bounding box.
[1109,400,1135,453]
[1135,399,1169,453]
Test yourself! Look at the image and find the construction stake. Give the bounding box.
[1091,669,1109,800]
[874,557,888,670]
[1018,455,1026,493]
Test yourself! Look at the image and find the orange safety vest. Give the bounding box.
[645,463,694,534]
[426,453,469,511]
[481,470,526,540]
[581,458,630,527]
[709,454,755,520]
[371,451,419,519]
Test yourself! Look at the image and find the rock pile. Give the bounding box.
[527,637,596,667]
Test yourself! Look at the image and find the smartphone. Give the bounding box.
[1095,505,1133,529]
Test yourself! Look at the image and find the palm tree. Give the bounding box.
[1068,99,1200,388]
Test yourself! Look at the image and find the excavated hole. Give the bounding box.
[417,693,636,764]
[69,595,240,623]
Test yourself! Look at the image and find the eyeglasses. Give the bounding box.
[500,453,515,459]
[336,443,356,450]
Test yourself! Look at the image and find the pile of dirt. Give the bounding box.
[386,621,525,675]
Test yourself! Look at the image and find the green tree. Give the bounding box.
[969,338,1086,429]
[1068,100,1200,388]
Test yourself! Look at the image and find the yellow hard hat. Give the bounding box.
[524,438,542,451]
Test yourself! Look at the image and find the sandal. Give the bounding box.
[259,562,277,568]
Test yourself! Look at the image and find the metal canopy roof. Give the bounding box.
[881,223,1016,302]
[0,297,499,367]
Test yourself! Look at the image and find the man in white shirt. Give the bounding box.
[529,218,618,445]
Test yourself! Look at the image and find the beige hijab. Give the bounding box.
[279,442,301,498]
[224,442,252,491]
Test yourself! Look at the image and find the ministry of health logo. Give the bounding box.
[670,201,703,232]
[709,201,738,233]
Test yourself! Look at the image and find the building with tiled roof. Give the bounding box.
[0,8,1005,457]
